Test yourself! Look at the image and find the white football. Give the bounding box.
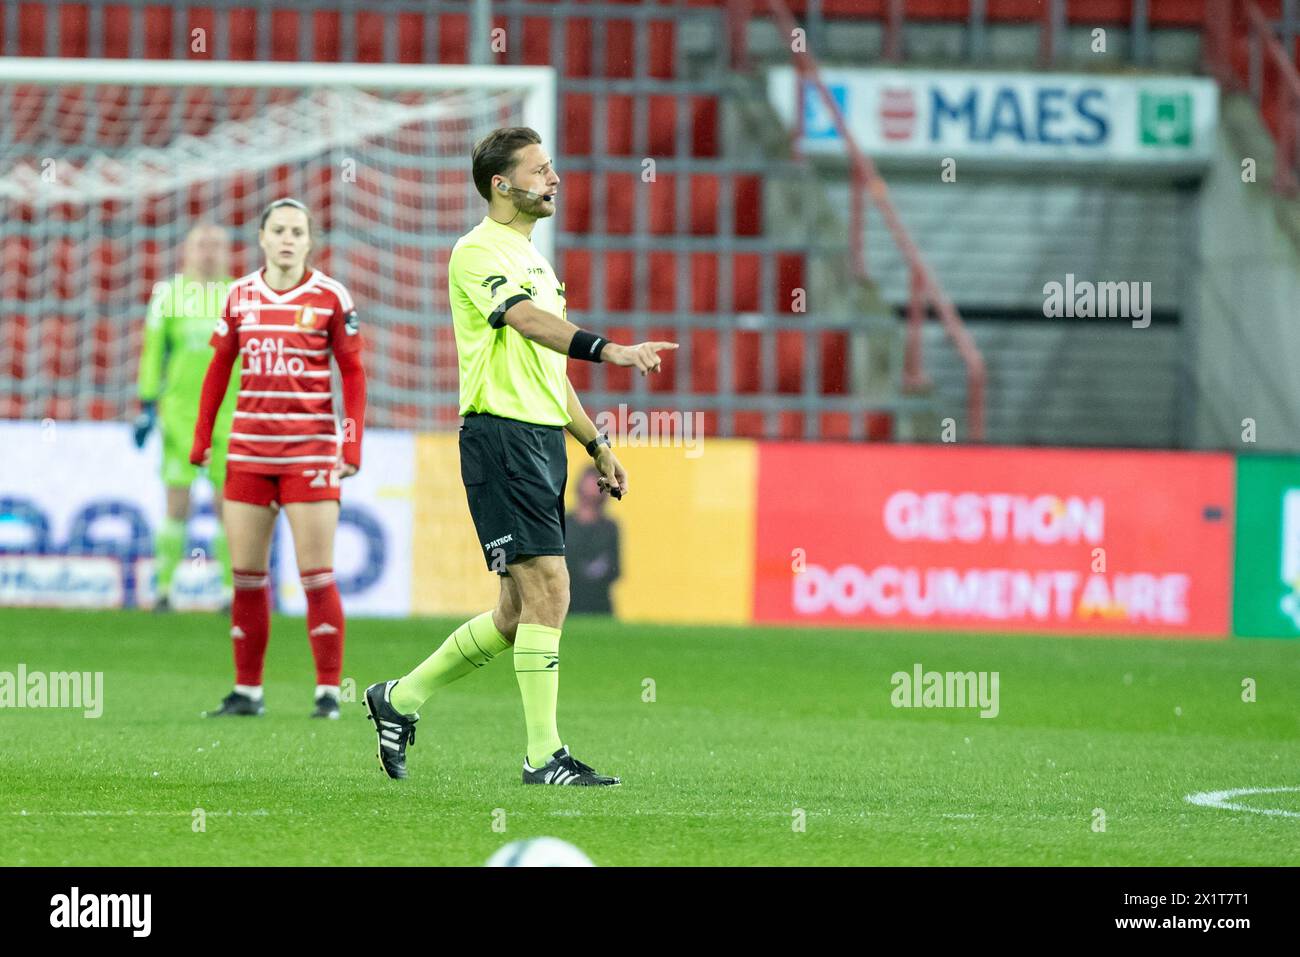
[487,837,595,867]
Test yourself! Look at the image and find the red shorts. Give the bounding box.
[225,466,342,507]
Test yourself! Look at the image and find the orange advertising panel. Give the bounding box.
[753,444,1234,636]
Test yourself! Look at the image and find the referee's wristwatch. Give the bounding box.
[585,433,611,457]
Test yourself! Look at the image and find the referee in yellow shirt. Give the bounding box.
[366,127,676,785]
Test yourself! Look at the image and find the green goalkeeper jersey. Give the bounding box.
[137,273,239,438]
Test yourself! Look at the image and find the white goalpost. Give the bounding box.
[0,57,556,428]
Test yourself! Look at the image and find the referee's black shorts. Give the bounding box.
[459,411,568,574]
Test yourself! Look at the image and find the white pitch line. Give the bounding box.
[10,808,980,822]
[9,809,271,817]
[1184,786,1300,819]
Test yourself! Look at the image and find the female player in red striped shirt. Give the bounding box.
[191,198,366,719]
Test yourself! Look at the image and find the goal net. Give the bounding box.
[0,57,556,429]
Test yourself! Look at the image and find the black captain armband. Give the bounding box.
[568,330,609,363]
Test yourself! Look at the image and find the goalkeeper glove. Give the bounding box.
[133,401,156,449]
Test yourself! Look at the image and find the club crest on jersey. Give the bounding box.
[294,305,321,330]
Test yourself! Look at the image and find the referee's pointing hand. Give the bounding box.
[602,341,679,376]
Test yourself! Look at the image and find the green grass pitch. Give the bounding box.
[1,607,1298,866]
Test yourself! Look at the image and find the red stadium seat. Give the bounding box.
[558,248,591,311]
[559,170,591,233]
[733,175,762,236]
[692,97,719,158]
[227,9,257,60]
[733,330,760,393]
[564,92,593,156]
[603,172,636,234]
[690,252,717,313]
[647,175,676,235]
[645,325,679,394]
[821,331,849,394]
[732,254,759,312]
[603,250,634,311]
[565,18,594,78]
[647,250,676,310]
[605,94,635,156]
[18,4,45,56]
[776,330,804,394]
[732,411,764,438]
[605,19,635,79]
[438,14,470,65]
[690,328,718,395]
[517,16,554,67]
[300,9,334,61]
[647,96,677,156]
[355,11,385,62]
[689,176,719,235]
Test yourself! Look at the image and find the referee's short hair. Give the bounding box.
[472,127,543,201]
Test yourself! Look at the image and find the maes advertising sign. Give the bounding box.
[767,67,1218,168]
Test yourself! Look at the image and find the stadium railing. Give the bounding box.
[729,0,987,440]
[1206,0,1300,194]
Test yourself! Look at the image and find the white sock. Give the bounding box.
[315,685,340,701]
[234,684,264,701]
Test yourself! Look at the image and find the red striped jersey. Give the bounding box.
[210,268,362,475]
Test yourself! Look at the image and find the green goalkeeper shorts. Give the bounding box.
[161,418,228,491]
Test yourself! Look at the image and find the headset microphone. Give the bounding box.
[497,181,550,203]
